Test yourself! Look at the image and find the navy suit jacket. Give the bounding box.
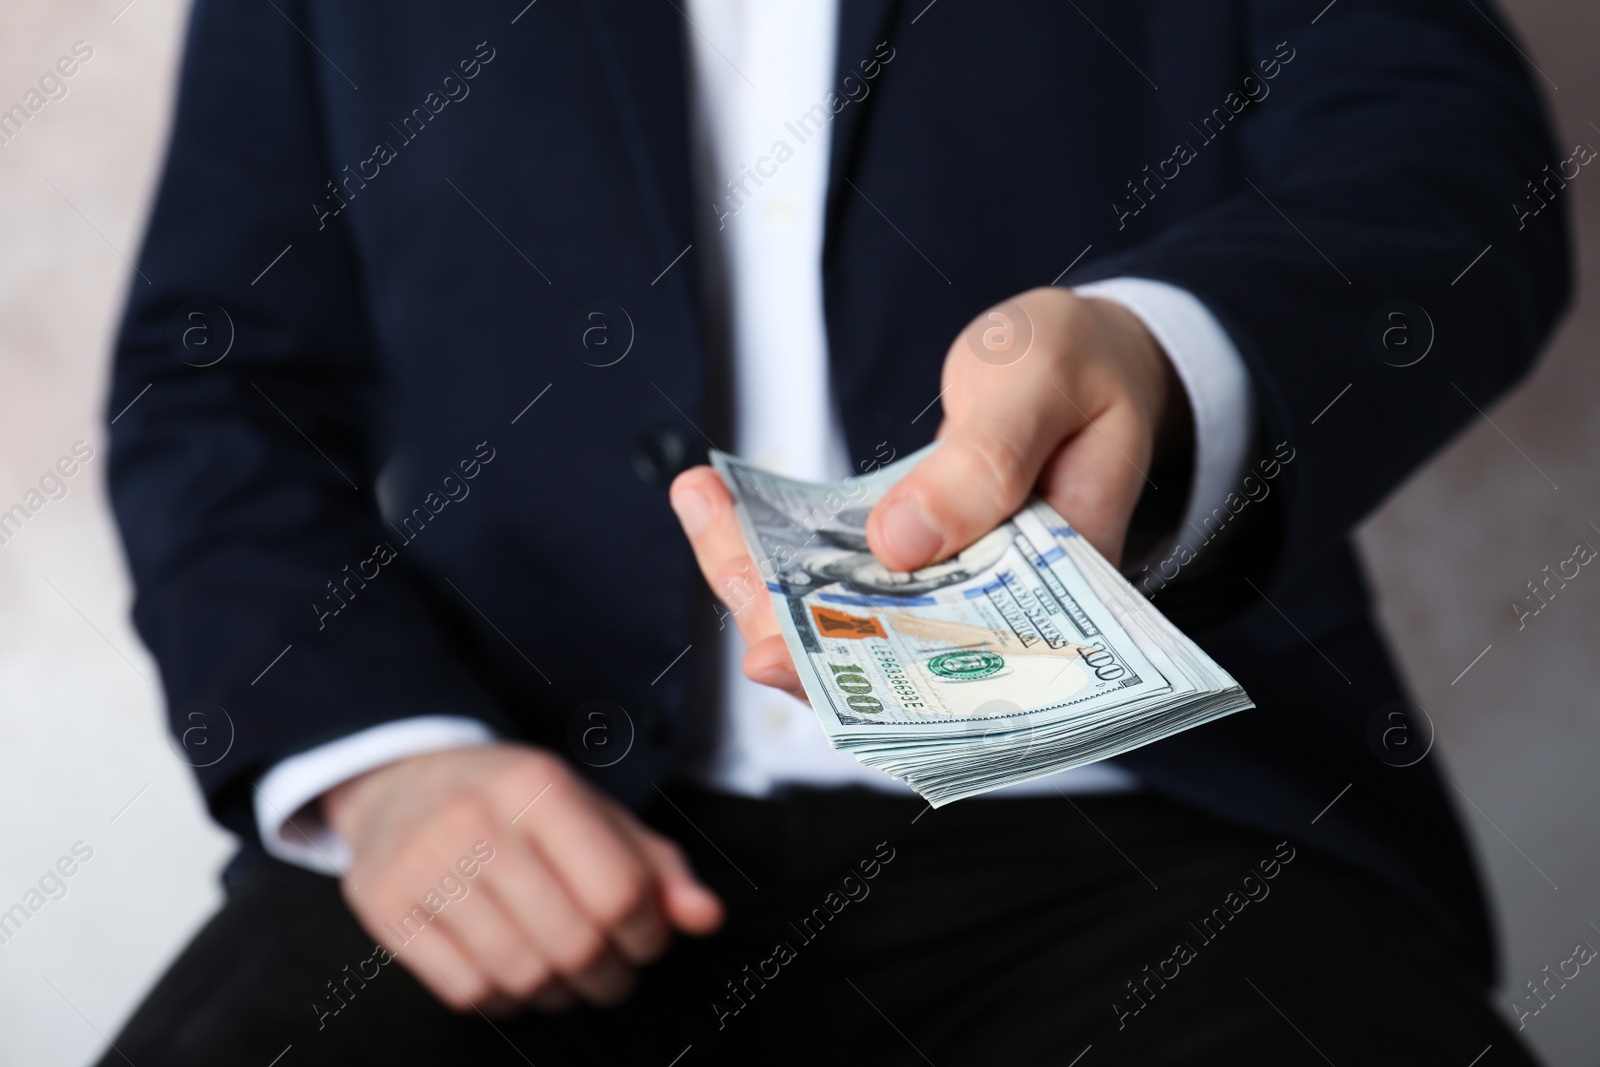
[109,0,1569,981]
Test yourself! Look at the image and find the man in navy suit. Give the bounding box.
[102,0,1567,1062]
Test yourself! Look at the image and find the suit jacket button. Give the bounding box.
[632,424,693,484]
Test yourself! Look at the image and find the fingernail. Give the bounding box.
[670,485,711,536]
[878,497,942,567]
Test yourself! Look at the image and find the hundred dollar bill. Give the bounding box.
[712,445,1253,805]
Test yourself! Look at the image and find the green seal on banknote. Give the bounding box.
[927,651,1004,680]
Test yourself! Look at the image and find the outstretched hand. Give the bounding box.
[670,286,1188,700]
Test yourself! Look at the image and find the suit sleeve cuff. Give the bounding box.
[252,715,499,876]
[1071,277,1257,554]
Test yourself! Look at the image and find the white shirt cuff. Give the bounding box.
[252,715,498,876]
[1072,277,1256,560]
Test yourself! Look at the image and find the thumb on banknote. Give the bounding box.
[866,288,1181,572]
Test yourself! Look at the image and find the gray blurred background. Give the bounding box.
[0,1,1593,1063]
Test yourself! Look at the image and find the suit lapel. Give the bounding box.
[580,0,698,282]
[582,0,902,250]
[824,0,909,461]
[825,0,906,236]
[580,0,906,455]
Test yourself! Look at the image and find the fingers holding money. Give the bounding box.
[669,466,806,700]
[1032,395,1153,567]
[741,634,805,700]
[669,467,770,641]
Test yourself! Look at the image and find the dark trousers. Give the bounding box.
[101,787,1536,1066]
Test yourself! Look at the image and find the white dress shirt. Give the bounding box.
[254,0,1255,873]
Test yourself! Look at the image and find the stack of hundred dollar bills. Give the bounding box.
[713,446,1253,807]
